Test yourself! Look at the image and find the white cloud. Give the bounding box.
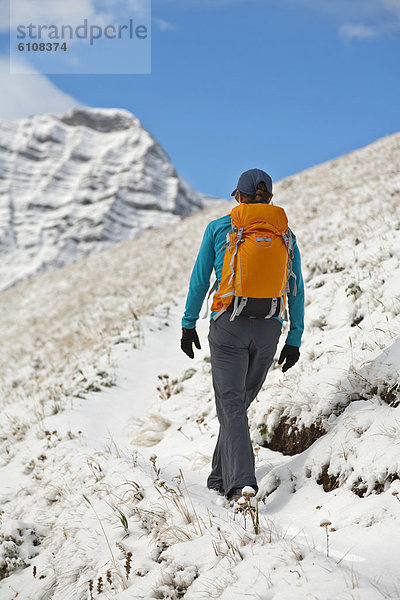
[338,22,380,39]
[288,0,400,39]
[153,17,176,31]
[0,56,81,120]
[378,0,400,18]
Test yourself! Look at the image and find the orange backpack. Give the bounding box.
[210,203,297,320]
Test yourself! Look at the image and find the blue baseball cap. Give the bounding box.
[231,168,273,197]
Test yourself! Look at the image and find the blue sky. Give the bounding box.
[1,0,399,197]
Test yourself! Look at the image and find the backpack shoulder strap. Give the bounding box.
[282,228,297,296]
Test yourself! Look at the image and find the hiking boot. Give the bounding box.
[208,484,225,496]
[226,487,244,502]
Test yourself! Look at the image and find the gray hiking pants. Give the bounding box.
[207,312,282,497]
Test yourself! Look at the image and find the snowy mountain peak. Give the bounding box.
[59,107,139,133]
[0,107,217,291]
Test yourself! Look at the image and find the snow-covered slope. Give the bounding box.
[0,107,217,291]
[0,132,400,599]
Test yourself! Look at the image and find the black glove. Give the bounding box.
[277,344,300,372]
[181,328,201,359]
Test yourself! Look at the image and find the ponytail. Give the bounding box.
[240,181,272,204]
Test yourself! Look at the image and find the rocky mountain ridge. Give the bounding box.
[0,107,217,291]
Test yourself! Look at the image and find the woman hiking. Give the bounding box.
[180,168,305,502]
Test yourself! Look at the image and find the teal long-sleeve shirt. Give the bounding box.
[182,213,305,347]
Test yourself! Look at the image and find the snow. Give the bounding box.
[1,131,400,598]
[241,486,256,496]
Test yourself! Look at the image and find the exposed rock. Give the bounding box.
[263,417,326,456]
[60,107,135,132]
[375,384,400,408]
[317,467,400,497]
[317,464,340,492]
